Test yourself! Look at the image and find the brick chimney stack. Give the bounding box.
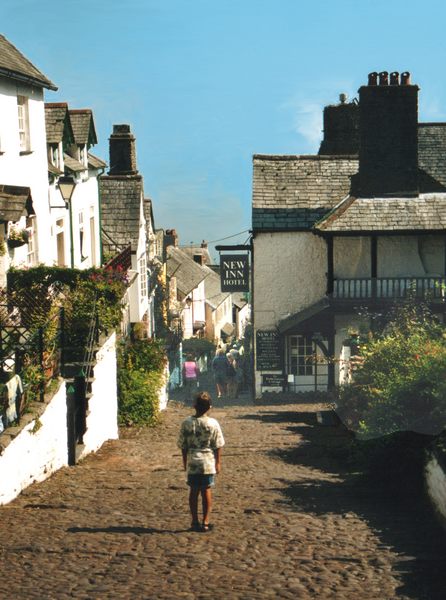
[358,71,419,197]
[318,95,359,156]
[164,229,179,249]
[108,124,138,176]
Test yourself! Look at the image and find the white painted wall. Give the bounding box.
[0,381,68,506]
[78,332,118,459]
[253,232,326,330]
[0,333,119,505]
[0,78,52,265]
[334,237,371,278]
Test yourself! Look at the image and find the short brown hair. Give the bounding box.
[194,391,212,414]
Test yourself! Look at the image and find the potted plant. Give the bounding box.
[7,226,29,248]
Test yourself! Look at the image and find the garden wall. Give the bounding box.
[0,332,119,505]
[0,381,68,505]
[78,332,118,459]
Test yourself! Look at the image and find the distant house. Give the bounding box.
[252,71,446,396]
[0,34,57,281]
[200,265,233,344]
[99,125,153,331]
[165,243,208,339]
[45,103,105,268]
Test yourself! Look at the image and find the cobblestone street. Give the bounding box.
[1,380,446,599]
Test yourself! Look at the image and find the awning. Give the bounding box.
[277,298,330,334]
[0,185,33,221]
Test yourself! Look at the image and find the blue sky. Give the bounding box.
[3,0,446,256]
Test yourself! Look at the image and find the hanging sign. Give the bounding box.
[220,254,249,292]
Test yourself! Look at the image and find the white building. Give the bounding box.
[252,71,446,397]
[46,103,105,268]
[0,34,58,280]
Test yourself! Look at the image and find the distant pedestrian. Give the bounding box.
[212,349,229,398]
[182,355,200,400]
[226,353,237,397]
[177,391,225,532]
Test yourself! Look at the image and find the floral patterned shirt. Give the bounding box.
[177,415,225,475]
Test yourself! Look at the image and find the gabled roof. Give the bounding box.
[202,265,229,309]
[314,194,446,233]
[99,175,144,248]
[45,103,74,145]
[0,34,57,91]
[166,246,208,296]
[252,154,358,231]
[88,152,107,170]
[69,109,97,146]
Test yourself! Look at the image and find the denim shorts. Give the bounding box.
[187,474,215,489]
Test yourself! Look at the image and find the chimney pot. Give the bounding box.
[108,124,138,175]
[390,71,400,85]
[401,71,411,85]
[368,72,378,86]
[378,71,389,86]
[339,93,348,104]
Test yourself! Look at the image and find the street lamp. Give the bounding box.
[58,176,76,209]
[57,176,76,268]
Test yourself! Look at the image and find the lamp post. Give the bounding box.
[58,176,76,268]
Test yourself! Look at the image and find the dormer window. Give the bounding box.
[17,95,31,152]
[48,144,60,169]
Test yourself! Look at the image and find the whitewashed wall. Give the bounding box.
[253,232,326,330]
[0,333,119,505]
[0,381,68,506]
[78,332,118,459]
[0,78,52,265]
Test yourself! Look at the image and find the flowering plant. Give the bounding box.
[8,226,29,243]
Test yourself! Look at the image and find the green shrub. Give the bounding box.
[117,339,167,426]
[337,301,446,437]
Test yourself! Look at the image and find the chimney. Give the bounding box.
[164,229,179,249]
[358,71,419,197]
[318,95,359,155]
[108,124,138,176]
[200,240,208,249]
[193,253,205,266]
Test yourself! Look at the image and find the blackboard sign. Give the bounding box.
[262,374,284,387]
[256,330,282,371]
[220,254,249,292]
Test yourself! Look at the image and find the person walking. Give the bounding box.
[212,349,229,398]
[182,355,200,400]
[177,391,225,532]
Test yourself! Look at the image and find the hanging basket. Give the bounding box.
[7,238,26,248]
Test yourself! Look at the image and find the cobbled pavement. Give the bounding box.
[1,381,446,599]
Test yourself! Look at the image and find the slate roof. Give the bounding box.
[252,155,358,231]
[202,265,229,309]
[0,185,31,222]
[315,194,446,232]
[418,123,446,191]
[0,34,57,90]
[69,110,97,146]
[166,246,208,296]
[45,103,73,144]
[99,175,143,248]
[87,152,107,170]
[48,161,63,176]
[63,153,85,173]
